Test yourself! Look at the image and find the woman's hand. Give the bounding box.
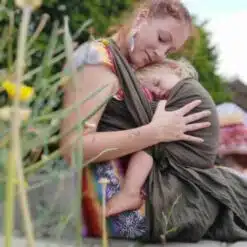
[151,100,211,143]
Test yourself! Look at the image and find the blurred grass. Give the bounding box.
[0,1,109,246]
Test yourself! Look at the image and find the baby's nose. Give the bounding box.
[153,87,161,95]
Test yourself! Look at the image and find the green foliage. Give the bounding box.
[1,2,232,105]
[2,0,133,71]
[0,2,103,242]
[38,0,133,36]
[0,0,136,182]
[171,19,232,104]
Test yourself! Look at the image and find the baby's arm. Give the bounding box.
[123,151,154,194]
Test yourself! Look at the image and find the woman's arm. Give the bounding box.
[82,125,157,162]
[60,65,159,163]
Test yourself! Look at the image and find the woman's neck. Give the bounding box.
[111,31,135,70]
[111,32,129,58]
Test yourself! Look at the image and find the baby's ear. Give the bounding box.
[136,75,146,84]
[164,59,179,69]
[168,62,178,69]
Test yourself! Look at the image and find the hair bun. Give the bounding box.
[177,57,199,80]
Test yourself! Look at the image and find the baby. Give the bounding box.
[106,58,201,216]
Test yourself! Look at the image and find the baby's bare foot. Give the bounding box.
[106,191,143,217]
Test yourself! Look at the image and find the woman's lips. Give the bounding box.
[145,51,152,64]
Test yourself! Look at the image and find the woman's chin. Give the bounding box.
[130,56,147,69]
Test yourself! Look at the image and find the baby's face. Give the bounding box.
[140,70,181,99]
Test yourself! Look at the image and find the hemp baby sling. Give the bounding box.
[97,40,247,242]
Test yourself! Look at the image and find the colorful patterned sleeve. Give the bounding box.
[63,40,114,76]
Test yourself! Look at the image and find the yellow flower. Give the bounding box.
[2,80,34,102]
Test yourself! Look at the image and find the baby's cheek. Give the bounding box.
[142,87,154,102]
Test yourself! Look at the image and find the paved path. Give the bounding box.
[0,236,246,247]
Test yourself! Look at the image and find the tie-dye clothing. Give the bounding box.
[69,40,149,239]
[217,103,247,156]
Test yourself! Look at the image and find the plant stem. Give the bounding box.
[1,0,7,6]
[7,10,14,71]
[4,152,16,247]
[27,13,50,49]
[64,16,83,247]
[102,183,108,247]
[99,179,109,247]
[10,5,35,247]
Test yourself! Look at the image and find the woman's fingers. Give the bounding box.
[182,134,204,143]
[156,100,167,111]
[185,122,211,132]
[179,100,202,116]
[184,110,211,124]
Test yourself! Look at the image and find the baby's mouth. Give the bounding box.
[154,93,164,100]
[163,91,170,99]
[158,91,169,99]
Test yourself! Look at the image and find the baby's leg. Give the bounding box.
[123,151,153,194]
[106,151,153,216]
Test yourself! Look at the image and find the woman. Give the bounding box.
[61,0,212,240]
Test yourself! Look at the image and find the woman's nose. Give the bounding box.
[155,45,170,59]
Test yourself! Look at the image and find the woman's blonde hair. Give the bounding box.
[136,57,199,81]
[111,0,193,43]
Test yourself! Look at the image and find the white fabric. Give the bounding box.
[216,102,247,126]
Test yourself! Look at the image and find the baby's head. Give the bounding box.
[136,58,198,99]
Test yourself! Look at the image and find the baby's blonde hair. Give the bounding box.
[136,57,199,81]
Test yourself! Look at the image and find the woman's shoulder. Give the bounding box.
[72,39,114,71]
[63,39,115,78]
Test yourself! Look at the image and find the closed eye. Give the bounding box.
[158,31,172,43]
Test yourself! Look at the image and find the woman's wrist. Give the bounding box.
[143,123,161,145]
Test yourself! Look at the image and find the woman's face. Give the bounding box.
[129,17,190,69]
